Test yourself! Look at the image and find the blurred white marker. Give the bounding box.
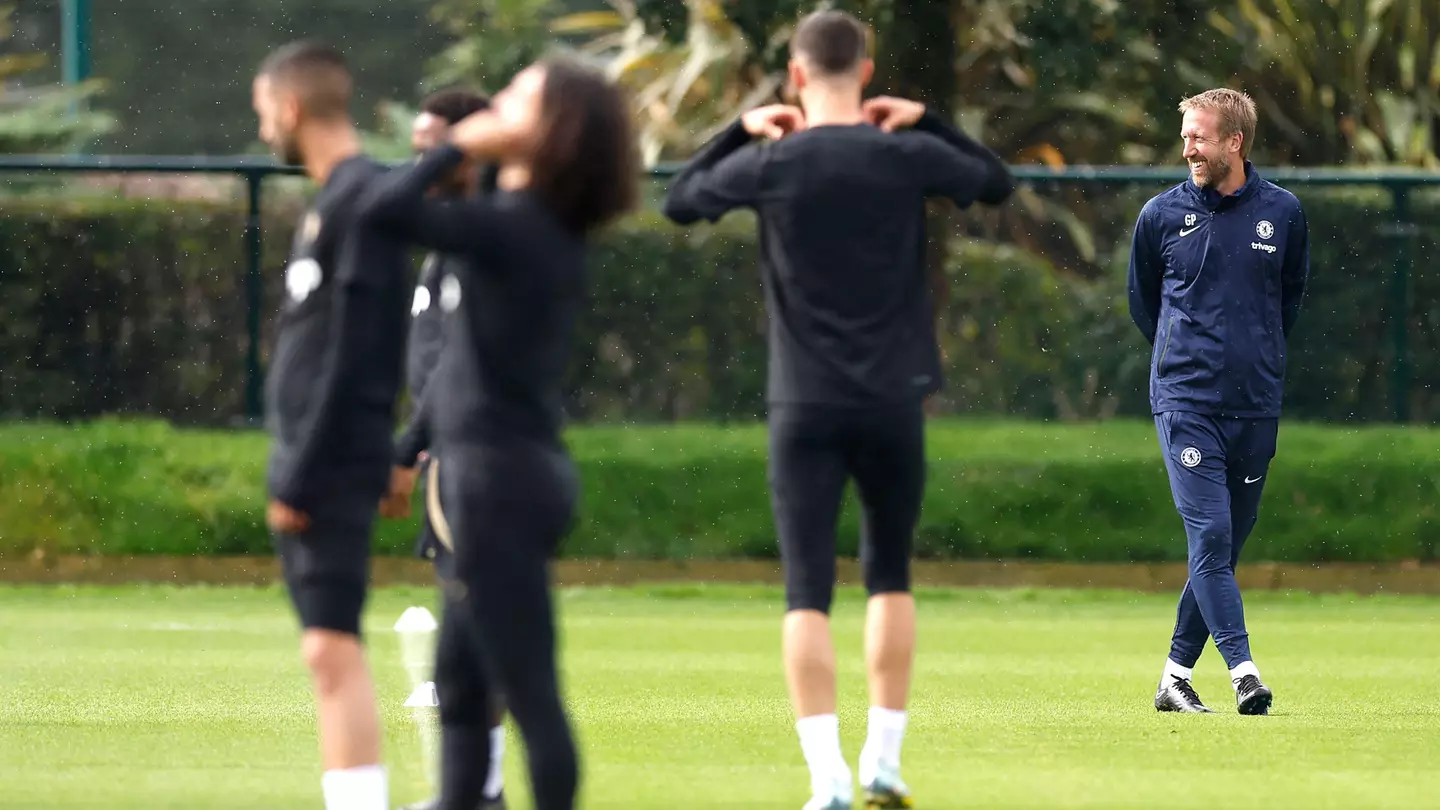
[405,681,440,708]
[395,606,441,792]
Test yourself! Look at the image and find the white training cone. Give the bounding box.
[394,606,439,633]
[395,607,442,792]
[406,683,441,792]
[394,606,439,689]
[405,681,440,708]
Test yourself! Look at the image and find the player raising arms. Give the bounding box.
[252,40,411,810]
[357,56,638,810]
[661,10,1013,810]
[379,87,511,810]
[1129,88,1309,716]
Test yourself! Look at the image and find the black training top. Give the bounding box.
[407,252,448,398]
[661,112,1014,406]
[358,146,585,451]
[265,154,410,510]
[393,250,462,466]
[394,170,499,467]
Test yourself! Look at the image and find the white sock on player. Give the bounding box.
[484,724,505,799]
[796,713,851,798]
[858,706,907,786]
[1163,658,1195,683]
[321,764,388,810]
[1229,660,1260,688]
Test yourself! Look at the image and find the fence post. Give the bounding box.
[60,0,92,130]
[61,0,91,86]
[243,171,265,425]
[1387,184,1414,423]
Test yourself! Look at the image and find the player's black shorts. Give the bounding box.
[767,400,927,613]
[275,492,377,636]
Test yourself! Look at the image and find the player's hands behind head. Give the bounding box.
[742,105,806,140]
[863,96,926,132]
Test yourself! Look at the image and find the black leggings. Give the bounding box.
[430,550,506,729]
[431,442,580,810]
[768,401,927,614]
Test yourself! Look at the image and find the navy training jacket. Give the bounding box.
[1127,161,1310,418]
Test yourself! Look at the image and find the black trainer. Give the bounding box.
[1234,674,1273,715]
[1154,674,1215,713]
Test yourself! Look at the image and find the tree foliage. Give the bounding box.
[7,0,445,155]
[1210,0,1440,167]
[551,0,782,165]
[1009,0,1440,167]
[0,3,113,153]
[426,0,567,93]
[584,0,1440,168]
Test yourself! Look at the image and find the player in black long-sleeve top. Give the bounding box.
[388,93,503,505]
[376,88,512,810]
[251,41,410,810]
[661,11,1013,810]
[357,57,638,810]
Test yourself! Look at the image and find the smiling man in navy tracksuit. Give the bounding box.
[1128,88,1309,716]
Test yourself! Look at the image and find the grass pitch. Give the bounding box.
[0,584,1436,809]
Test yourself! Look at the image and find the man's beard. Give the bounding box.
[271,132,303,166]
[1191,154,1230,188]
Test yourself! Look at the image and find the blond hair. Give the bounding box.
[1179,88,1257,158]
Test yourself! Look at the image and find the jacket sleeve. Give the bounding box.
[268,231,380,510]
[357,145,513,259]
[1281,205,1310,337]
[661,121,766,225]
[911,109,1015,206]
[1127,204,1164,345]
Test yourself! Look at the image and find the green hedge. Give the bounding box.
[2,187,1438,425]
[2,419,1436,563]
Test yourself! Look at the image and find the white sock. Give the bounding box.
[795,714,851,797]
[1163,658,1195,683]
[483,725,506,799]
[321,764,388,810]
[858,707,907,785]
[1229,660,1260,688]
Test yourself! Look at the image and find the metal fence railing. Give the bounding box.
[3,155,1438,422]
